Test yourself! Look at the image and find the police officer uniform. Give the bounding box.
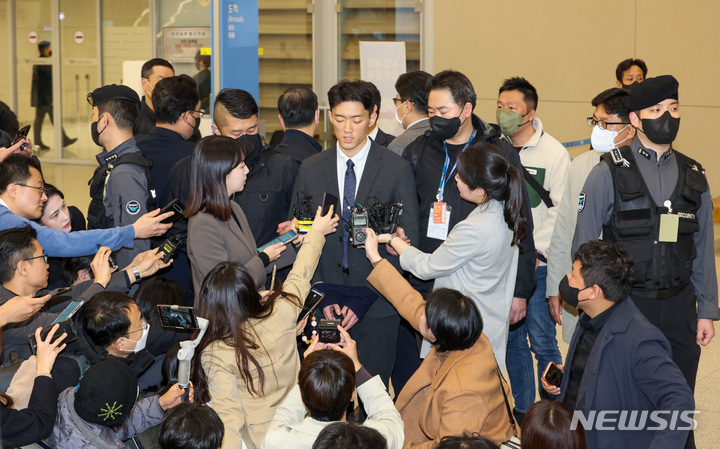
[572,76,719,398]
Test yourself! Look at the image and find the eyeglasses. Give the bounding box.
[587,117,630,130]
[392,98,406,106]
[191,109,206,118]
[22,253,48,264]
[15,183,48,196]
[127,317,148,336]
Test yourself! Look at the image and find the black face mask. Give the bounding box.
[90,117,105,147]
[621,81,639,92]
[191,114,201,135]
[641,111,680,145]
[430,115,463,142]
[558,275,591,308]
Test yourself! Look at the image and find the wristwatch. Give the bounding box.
[132,266,141,283]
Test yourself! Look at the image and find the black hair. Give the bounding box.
[521,400,586,449]
[456,143,527,248]
[615,58,648,82]
[327,80,375,116]
[436,434,499,449]
[574,240,634,302]
[141,58,175,80]
[153,75,200,125]
[312,422,387,449]
[361,80,382,114]
[395,71,432,115]
[429,70,477,110]
[195,50,211,69]
[499,76,538,112]
[425,288,483,352]
[59,255,93,286]
[298,349,356,422]
[98,99,139,132]
[38,41,51,55]
[214,89,258,128]
[183,135,244,222]
[0,154,43,194]
[159,403,225,449]
[133,276,186,324]
[0,225,38,284]
[591,88,631,122]
[278,87,318,129]
[81,291,136,348]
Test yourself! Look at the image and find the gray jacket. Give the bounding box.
[387,118,430,156]
[46,387,164,449]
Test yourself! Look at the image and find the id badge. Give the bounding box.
[427,204,451,240]
[658,214,679,243]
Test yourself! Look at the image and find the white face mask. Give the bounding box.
[394,101,408,129]
[590,125,630,153]
[121,321,150,353]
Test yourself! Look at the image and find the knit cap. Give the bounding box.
[74,359,139,426]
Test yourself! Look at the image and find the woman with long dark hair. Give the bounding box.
[184,135,287,300]
[190,205,338,449]
[376,142,526,369]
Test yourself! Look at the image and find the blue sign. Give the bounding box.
[213,0,259,102]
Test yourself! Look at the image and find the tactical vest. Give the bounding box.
[87,152,156,230]
[600,146,707,292]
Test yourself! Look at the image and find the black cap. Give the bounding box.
[74,359,138,426]
[87,84,141,110]
[628,75,679,111]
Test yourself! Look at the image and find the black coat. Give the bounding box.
[0,376,58,446]
[135,126,195,201]
[402,114,537,300]
[275,129,322,166]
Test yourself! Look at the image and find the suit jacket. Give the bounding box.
[372,128,396,148]
[290,141,419,317]
[187,202,266,301]
[368,260,514,448]
[558,299,694,449]
[202,230,325,449]
[134,126,195,201]
[388,119,430,156]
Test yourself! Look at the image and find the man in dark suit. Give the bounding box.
[290,80,419,387]
[363,81,396,148]
[543,241,695,449]
[275,87,322,166]
[135,74,199,201]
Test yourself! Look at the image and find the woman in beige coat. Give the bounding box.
[190,205,339,449]
[364,229,515,448]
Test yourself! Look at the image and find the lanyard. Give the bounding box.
[436,129,476,201]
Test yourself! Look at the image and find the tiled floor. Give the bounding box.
[41,161,720,448]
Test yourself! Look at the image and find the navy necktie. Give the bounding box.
[343,159,356,271]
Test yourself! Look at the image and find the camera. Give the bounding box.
[318,319,341,343]
[351,208,368,246]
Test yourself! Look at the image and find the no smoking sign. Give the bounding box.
[74,30,85,44]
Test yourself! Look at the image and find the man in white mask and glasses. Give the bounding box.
[547,88,635,343]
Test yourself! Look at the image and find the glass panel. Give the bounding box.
[156,0,211,77]
[58,0,99,160]
[258,0,317,143]
[16,0,55,152]
[102,0,151,85]
[338,0,421,80]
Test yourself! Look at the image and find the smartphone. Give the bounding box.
[543,362,563,388]
[321,192,338,216]
[318,319,341,343]
[12,125,31,148]
[298,288,325,323]
[157,305,199,329]
[34,286,73,298]
[160,198,185,224]
[257,230,298,253]
[51,300,83,325]
[28,318,77,355]
[97,244,117,269]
